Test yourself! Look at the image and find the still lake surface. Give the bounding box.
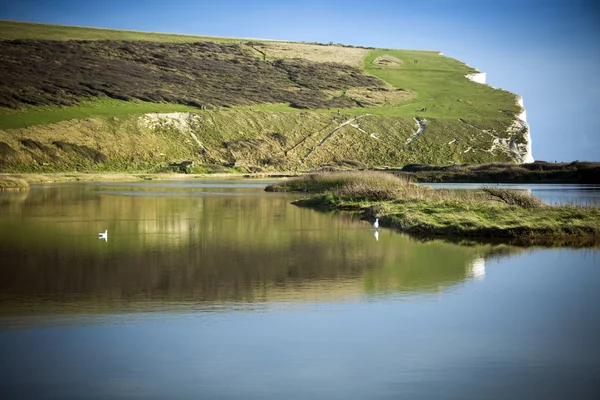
[0,180,599,399]
[424,183,600,206]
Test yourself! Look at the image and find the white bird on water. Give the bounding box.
[98,230,108,241]
[373,218,379,229]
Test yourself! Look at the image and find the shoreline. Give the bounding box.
[3,170,599,245]
[3,161,600,185]
[381,161,600,184]
[0,171,300,184]
[292,199,600,247]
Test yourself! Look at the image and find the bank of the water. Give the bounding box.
[293,194,600,243]
[3,159,600,185]
[3,161,600,187]
[0,171,300,184]
[0,176,29,190]
[268,171,600,242]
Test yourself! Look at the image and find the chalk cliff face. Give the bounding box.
[465,72,487,85]
[466,72,534,163]
[516,96,534,163]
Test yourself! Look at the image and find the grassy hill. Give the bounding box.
[0,21,531,173]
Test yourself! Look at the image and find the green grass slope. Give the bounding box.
[363,50,520,120]
[0,21,529,172]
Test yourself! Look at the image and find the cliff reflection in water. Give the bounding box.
[0,181,510,321]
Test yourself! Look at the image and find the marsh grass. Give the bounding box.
[377,197,600,239]
[266,171,414,200]
[0,176,29,189]
[273,171,600,239]
[268,171,540,204]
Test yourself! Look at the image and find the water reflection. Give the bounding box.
[1,181,599,400]
[424,183,600,206]
[468,257,486,280]
[1,181,516,326]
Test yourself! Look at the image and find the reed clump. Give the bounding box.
[266,171,414,200]
[482,187,545,209]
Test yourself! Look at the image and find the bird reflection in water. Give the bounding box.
[469,257,485,280]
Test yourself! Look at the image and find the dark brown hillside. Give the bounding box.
[0,39,383,110]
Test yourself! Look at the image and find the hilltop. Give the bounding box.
[0,21,532,173]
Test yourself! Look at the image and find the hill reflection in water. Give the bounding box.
[0,180,516,325]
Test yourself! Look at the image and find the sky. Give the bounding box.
[1,0,599,161]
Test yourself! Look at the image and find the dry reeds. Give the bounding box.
[266,170,414,199]
[0,176,29,190]
[482,187,544,209]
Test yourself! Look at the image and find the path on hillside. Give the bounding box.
[457,118,500,154]
[406,117,426,146]
[458,118,525,159]
[348,122,379,140]
[458,118,500,140]
[285,120,334,155]
[301,114,370,162]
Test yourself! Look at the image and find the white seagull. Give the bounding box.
[373,218,379,229]
[98,230,108,241]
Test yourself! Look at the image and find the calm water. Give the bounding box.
[423,183,600,206]
[0,180,599,399]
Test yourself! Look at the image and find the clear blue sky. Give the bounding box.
[1,0,599,161]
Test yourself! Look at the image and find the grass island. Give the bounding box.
[266,171,600,242]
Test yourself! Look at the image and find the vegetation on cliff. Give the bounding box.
[0,21,530,172]
[0,39,383,111]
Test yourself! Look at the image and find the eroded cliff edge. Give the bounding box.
[465,71,533,163]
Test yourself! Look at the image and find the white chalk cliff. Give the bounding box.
[516,96,534,162]
[466,71,534,163]
[465,72,487,85]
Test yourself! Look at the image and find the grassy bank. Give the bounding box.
[0,176,29,189]
[0,171,279,184]
[267,171,600,241]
